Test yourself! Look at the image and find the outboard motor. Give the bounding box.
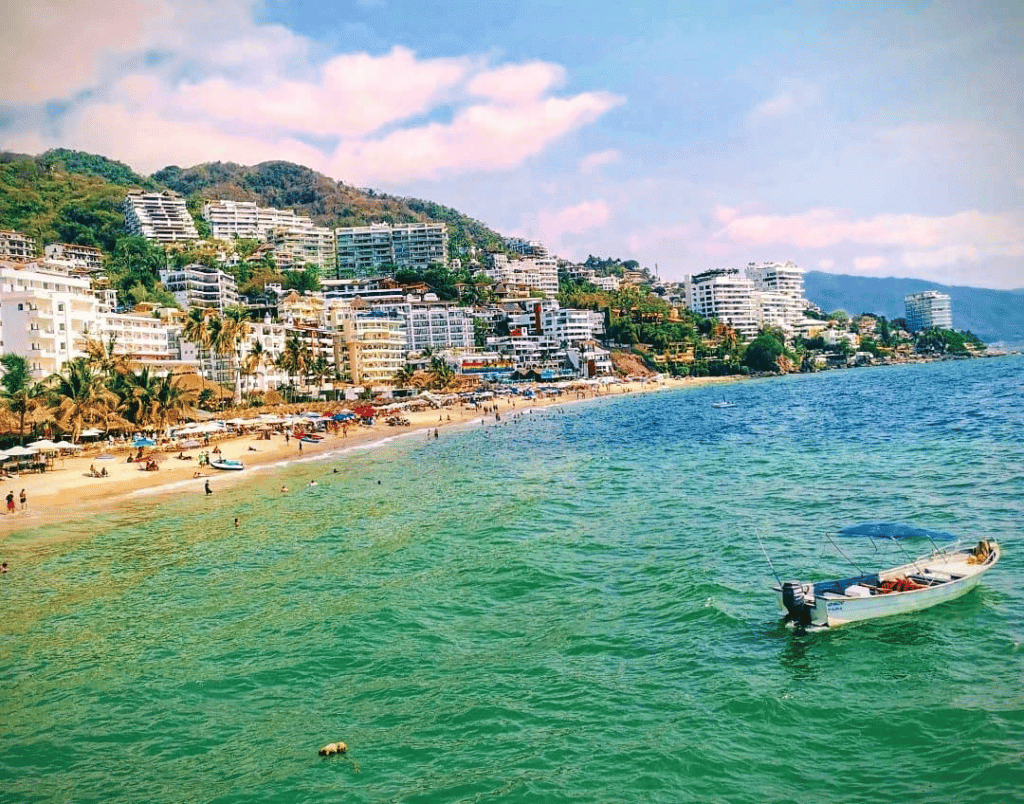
[782,581,813,626]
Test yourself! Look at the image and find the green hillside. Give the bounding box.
[0,150,507,258]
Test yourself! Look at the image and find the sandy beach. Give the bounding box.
[0,375,740,540]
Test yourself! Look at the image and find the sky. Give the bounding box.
[2,0,1023,289]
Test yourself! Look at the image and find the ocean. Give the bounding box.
[2,355,1022,803]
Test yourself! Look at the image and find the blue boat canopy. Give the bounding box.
[839,522,958,541]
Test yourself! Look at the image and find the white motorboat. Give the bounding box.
[209,458,244,471]
[771,524,1000,628]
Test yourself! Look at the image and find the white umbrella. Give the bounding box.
[54,440,83,450]
[5,445,38,457]
[80,428,103,438]
[28,439,59,451]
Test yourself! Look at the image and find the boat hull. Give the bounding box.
[210,461,244,471]
[775,542,999,627]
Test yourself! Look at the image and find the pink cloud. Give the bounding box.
[467,62,565,103]
[714,207,1024,265]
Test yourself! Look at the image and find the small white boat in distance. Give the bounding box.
[210,458,244,471]
[774,527,1000,628]
[711,401,735,408]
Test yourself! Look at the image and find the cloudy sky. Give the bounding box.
[2,1,1022,289]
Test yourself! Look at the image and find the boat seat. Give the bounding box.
[908,573,950,586]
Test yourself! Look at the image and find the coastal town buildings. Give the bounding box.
[483,254,559,298]
[268,224,337,273]
[334,222,448,276]
[340,312,407,385]
[905,290,953,331]
[0,230,37,262]
[686,268,759,339]
[44,243,104,273]
[202,200,311,241]
[159,263,240,311]
[123,191,200,243]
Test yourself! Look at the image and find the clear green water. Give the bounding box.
[2,357,1022,803]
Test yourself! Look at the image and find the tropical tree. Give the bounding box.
[0,354,47,444]
[276,334,311,400]
[182,307,212,378]
[82,333,134,381]
[427,356,456,390]
[242,340,268,396]
[217,306,251,404]
[309,354,331,398]
[393,364,416,387]
[45,357,120,441]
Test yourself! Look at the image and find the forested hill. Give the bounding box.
[0,149,507,256]
[804,271,1024,347]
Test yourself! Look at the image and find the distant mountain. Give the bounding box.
[804,271,1024,347]
[0,150,507,257]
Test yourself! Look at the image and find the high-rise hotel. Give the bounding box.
[904,290,953,331]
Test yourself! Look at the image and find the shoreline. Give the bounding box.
[0,375,741,548]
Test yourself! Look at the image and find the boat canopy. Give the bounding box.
[839,522,958,541]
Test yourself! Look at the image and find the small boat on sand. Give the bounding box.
[769,524,1000,628]
[210,458,244,471]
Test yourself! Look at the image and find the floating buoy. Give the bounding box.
[319,741,348,756]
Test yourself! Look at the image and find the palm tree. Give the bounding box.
[308,354,331,399]
[241,340,268,396]
[427,356,455,391]
[276,334,310,401]
[393,364,416,387]
[182,307,212,379]
[82,334,134,381]
[220,306,251,405]
[0,354,46,444]
[44,357,120,442]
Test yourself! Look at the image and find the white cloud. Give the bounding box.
[713,206,1024,267]
[1,1,623,185]
[535,200,611,255]
[578,149,620,174]
[747,80,818,124]
[467,62,565,104]
[853,256,888,271]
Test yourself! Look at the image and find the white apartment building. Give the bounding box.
[687,269,759,339]
[124,191,200,243]
[905,290,953,332]
[506,300,604,346]
[407,302,475,352]
[335,222,448,276]
[0,230,36,262]
[100,312,175,363]
[202,200,313,241]
[746,260,804,297]
[269,225,337,272]
[198,321,289,392]
[504,237,548,258]
[44,243,104,272]
[485,254,559,298]
[0,264,98,378]
[159,263,240,311]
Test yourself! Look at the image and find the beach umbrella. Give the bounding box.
[28,439,60,451]
[54,440,83,450]
[5,445,38,456]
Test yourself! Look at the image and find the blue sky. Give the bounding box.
[2,1,1022,288]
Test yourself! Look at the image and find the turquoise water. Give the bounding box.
[2,356,1022,803]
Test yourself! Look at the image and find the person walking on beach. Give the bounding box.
[5,490,14,514]
[19,489,26,510]
[205,480,212,495]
